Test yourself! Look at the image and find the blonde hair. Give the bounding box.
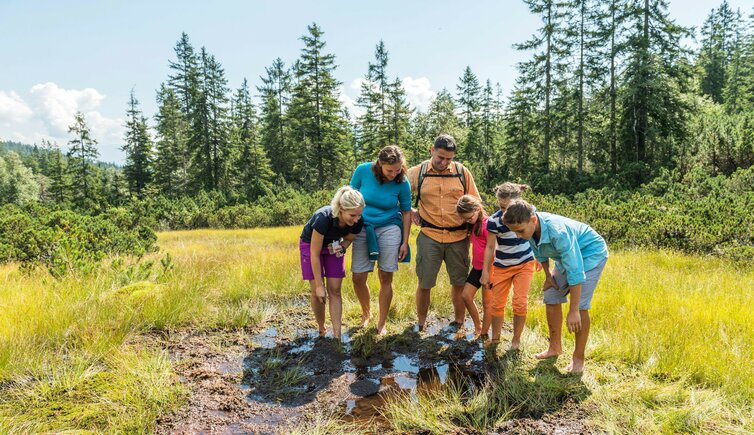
[493,182,530,201]
[331,186,365,217]
[456,194,486,236]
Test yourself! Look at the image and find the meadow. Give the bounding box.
[0,227,752,433]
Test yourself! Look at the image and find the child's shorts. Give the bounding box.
[465,267,482,288]
[543,257,607,310]
[483,260,536,317]
[299,240,346,280]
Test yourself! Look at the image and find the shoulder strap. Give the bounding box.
[455,162,466,195]
[414,161,429,208]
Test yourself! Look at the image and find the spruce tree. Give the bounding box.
[66,111,100,210]
[47,140,70,205]
[516,0,572,171]
[232,78,273,200]
[122,89,153,199]
[154,84,190,196]
[258,58,294,184]
[456,66,483,163]
[619,0,692,175]
[288,23,352,189]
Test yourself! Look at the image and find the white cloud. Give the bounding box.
[339,84,362,119]
[341,76,437,119]
[402,76,435,112]
[0,83,125,162]
[0,91,34,125]
[28,82,107,137]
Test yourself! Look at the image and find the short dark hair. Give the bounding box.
[433,134,457,152]
[502,200,536,225]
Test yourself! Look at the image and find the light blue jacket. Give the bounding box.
[530,212,608,286]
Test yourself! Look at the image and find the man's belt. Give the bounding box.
[419,217,470,232]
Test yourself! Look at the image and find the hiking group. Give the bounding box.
[299,134,608,374]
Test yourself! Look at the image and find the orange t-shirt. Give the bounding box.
[407,161,480,243]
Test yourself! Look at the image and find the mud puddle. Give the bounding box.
[156,315,592,434]
[242,318,490,427]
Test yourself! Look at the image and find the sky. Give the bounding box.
[1,0,751,163]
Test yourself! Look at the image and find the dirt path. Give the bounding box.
[155,317,593,434]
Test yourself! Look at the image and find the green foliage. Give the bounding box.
[0,152,40,205]
[526,165,754,263]
[0,204,157,278]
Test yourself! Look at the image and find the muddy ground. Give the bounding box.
[155,305,594,434]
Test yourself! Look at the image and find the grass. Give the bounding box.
[0,227,752,432]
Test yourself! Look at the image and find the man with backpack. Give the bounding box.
[408,134,480,332]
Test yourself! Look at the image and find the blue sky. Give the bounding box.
[1,0,750,163]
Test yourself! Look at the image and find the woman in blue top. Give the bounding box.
[350,145,412,336]
[503,199,608,374]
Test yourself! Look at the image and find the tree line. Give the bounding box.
[2,0,754,212]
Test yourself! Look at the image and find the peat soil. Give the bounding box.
[155,309,592,434]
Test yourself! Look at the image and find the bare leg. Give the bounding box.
[566,310,590,373]
[309,280,326,336]
[511,315,526,349]
[481,288,492,337]
[376,270,394,335]
[416,285,432,330]
[451,284,466,324]
[535,304,563,359]
[490,315,504,342]
[461,283,481,334]
[326,278,343,340]
[352,272,371,327]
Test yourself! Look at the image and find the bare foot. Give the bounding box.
[535,348,562,359]
[360,314,371,328]
[474,327,482,336]
[510,341,521,350]
[318,328,327,337]
[484,337,500,348]
[376,325,387,336]
[565,358,585,374]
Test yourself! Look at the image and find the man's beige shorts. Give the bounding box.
[415,231,470,289]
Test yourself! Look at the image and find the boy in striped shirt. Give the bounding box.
[480,183,538,348]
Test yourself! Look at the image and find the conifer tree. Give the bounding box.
[232,78,273,200]
[47,140,70,205]
[288,23,351,189]
[258,58,294,184]
[154,84,190,196]
[122,89,153,199]
[66,111,100,210]
[516,0,572,171]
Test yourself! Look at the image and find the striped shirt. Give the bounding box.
[486,209,534,268]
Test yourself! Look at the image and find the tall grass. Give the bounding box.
[1,227,752,432]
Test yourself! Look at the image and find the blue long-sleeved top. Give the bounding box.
[529,212,608,286]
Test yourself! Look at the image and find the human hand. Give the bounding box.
[566,310,581,333]
[542,274,557,291]
[411,208,421,225]
[398,243,408,261]
[535,261,543,272]
[480,271,490,289]
[315,285,326,304]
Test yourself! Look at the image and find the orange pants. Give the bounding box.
[483,261,536,317]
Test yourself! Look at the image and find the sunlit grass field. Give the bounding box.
[1,227,752,432]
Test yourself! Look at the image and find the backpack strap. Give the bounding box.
[455,162,467,195]
[414,161,467,209]
[414,161,429,209]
